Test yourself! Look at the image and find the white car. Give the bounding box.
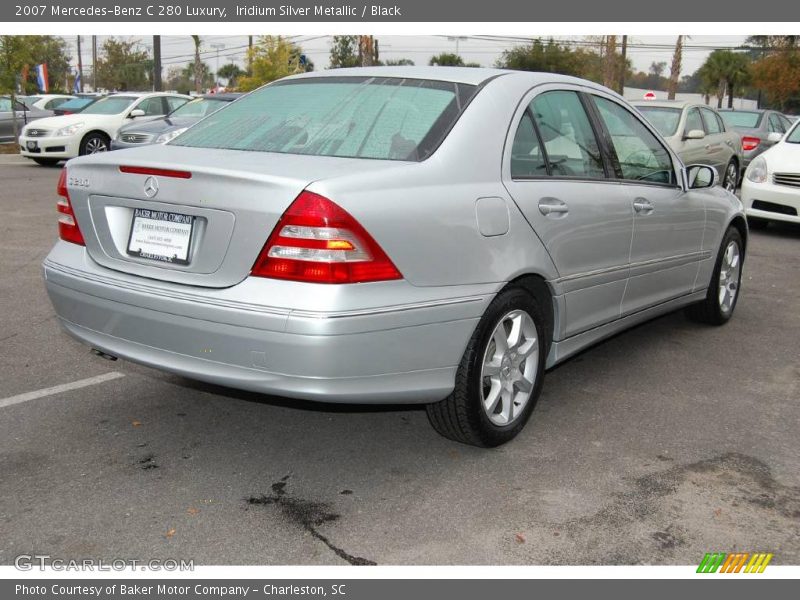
[19,92,190,166]
[20,94,75,111]
[741,119,800,228]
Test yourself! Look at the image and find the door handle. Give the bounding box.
[538,197,568,217]
[633,198,654,214]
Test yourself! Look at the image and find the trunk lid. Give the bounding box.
[66,144,403,288]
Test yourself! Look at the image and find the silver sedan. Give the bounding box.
[44,67,747,446]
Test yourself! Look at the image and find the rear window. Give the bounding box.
[172,76,478,161]
[787,122,800,144]
[636,106,682,137]
[720,111,762,129]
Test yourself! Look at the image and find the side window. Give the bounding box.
[592,96,676,186]
[715,113,726,132]
[166,96,187,112]
[701,108,722,134]
[779,115,792,131]
[685,108,705,134]
[530,91,605,179]
[45,98,69,110]
[768,114,783,133]
[0,98,12,112]
[510,111,548,178]
[136,98,165,116]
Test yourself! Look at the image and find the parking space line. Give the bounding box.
[0,372,125,409]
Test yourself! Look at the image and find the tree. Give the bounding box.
[747,37,800,111]
[329,35,360,68]
[430,53,464,67]
[603,36,617,89]
[0,36,33,144]
[667,35,684,100]
[165,63,214,95]
[237,36,311,92]
[383,58,415,66]
[698,50,752,108]
[217,63,244,87]
[94,37,150,91]
[497,39,603,82]
[358,36,379,67]
[191,35,203,94]
[24,36,72,93]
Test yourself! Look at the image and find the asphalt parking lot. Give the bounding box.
[0,154,798,566]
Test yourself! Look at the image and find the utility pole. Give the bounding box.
[152,35,162,91]
[447,36,468,57]
[248,36,253,74]
[618,35,628,95]
[92,35,97,91]
[76,35,84,92]
[210,43,225,85]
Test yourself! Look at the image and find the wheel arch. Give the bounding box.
[79,129,112,149]
[728,214,748,252]
[503,273,556,355]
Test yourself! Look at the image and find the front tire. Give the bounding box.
[685,226,744,325]
[426,286,546,447]
[79,132,110,155]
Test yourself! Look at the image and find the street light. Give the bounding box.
[447,36,468,57]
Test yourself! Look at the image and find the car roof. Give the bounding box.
[718,108,764,113]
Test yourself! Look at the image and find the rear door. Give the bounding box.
[0,98,12,142]
[680,107,709,167]
[700,106,730,174]
[502,87,633,337]
[588,93,706,313]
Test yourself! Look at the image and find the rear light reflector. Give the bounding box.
[742,136,761,152]
[119,165,192,179]
[56,169,85,246]
[251,191,402,284]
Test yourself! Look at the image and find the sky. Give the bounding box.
[61,34,751,84]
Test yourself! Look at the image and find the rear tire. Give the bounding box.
[426,286,547,447]
[32,158,60,167]
[722,159,739,193]
[685,226,743,325]
[79,132,110,155]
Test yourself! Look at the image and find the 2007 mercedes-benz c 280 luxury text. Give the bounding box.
[43,67,747,446]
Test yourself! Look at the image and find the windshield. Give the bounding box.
[786,121,800,143]
[636,106,682,137]
[172,77,478,161]
[57,98,95,111]
[19,96,40,109]
[170,97,230,118]
[80,96,137,115]
[720,111,762,129]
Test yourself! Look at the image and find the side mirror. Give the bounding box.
[684,129,705,140]
[767,131,783,143]
[128,108,145,118]
[687,164,718,189]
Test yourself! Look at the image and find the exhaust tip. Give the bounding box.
[91,348,118,361]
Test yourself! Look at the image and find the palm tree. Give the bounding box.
[191,35,202,93]
[723,53,751,108]
[667,35,684,100]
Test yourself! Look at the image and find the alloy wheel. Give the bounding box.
[480,309,539,426]
[718,240,741,314]
[723,163,738,192]
[85,138,108,154]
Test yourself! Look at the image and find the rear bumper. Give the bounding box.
[43,242,492,403]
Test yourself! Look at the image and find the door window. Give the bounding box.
[685,108,704,134]
[528,91,606,179]
[510,111,548,178]
[768,114,785,133]
[135,97,166,116]
[592,96,677,186]
[0,98,12,112]
[701,108,722,134]
[166,96,188,112]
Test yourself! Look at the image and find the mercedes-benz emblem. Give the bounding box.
[143,176,159,198]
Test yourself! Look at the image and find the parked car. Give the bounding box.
[53,96,102,116]
[718,109,793,169]
[0,96,50,143]
[18,92,191,166]
[19,94,75,111]
[741,118,800,228]
[634,100,742,192]
[112,93,242,150]
[43,68,747,447]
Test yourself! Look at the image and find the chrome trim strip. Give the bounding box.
[552,250,712,284]
[43,259,485,320]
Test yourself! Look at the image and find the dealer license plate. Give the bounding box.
[127,208,194,265]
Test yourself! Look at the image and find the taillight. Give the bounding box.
[251,191,402,284]
[742,136,761,152]
[56,169,85,246]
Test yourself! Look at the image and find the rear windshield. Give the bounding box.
[720,111,762,129]
[57,98,95,110]
[171,76,478,161]
[636,106,682,137]
[170,97,230,118]
[81,96,137,115]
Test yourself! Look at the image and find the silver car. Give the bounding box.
[719,109,793,170]
[633,100,743,192]
[43,68,747,447]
